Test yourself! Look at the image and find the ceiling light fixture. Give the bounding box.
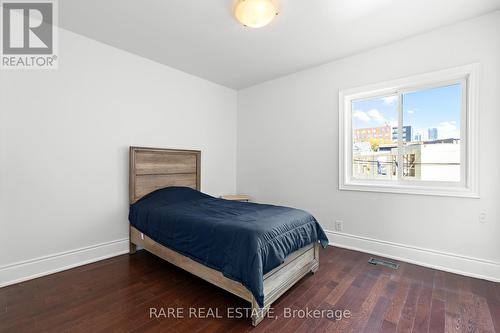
[234,0,278,28]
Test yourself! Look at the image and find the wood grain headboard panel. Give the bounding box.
[129,147,201,204]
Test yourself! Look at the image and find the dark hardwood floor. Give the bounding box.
[1,246,499,332]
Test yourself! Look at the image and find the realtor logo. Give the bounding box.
[1,0,58,69]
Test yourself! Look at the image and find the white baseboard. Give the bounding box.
[0,238,130,288]
[325,230,500,283]
[2,232,498,288]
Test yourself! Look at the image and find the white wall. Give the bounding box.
[0,28,237,285]
[2,11,499,288]
[237,12,500,281]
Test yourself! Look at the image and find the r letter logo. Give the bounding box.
[1,0,58,69]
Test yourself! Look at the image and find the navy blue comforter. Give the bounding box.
[129,187,328,307]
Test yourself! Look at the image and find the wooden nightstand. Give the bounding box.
[220,194,251,202]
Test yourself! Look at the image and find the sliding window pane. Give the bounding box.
[351,95,398,180]
[401,84,462,182]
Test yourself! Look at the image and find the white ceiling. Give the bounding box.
[59,0,500,89]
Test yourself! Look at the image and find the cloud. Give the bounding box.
[439,120,456,128]
[353,110,370,122]
[367,109,385,123]
[383,96,398,105]
[407,110,415,114]
[437,121,460,139]
[353,108,389,125]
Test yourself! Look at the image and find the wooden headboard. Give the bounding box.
[129,147,201,204]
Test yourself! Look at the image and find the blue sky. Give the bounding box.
[352,84,461,140]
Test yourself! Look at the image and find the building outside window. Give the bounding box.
[339,65,479,197]
[428,128,438,141]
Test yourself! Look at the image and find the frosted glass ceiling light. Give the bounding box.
[234,0,278,28]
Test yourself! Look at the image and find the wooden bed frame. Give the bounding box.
[129,147,319,326]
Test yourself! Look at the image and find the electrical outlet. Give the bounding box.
[479,212,487,223]
[335,220,344,232]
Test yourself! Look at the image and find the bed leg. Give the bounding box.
[129,242,137,254]
[251,299,269,327]
[310,262,319,274]
[129,225,137,254]
[310,242,320,274]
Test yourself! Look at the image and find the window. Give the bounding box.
[339,64,479,197]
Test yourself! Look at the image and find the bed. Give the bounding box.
[128,147,328,326]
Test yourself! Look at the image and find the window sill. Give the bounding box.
[339,182,479,198]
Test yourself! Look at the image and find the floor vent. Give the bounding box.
[368,257,399,270]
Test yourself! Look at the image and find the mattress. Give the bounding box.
[128,186,328,307]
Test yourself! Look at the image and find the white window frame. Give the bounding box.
[339,64,479,198]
